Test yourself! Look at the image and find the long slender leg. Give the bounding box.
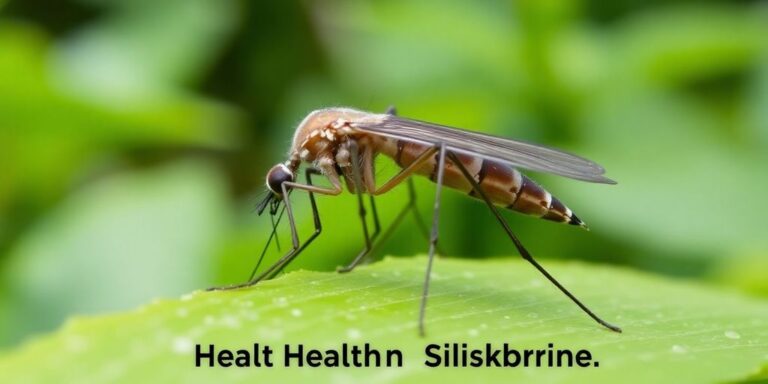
[337,141,375,273]
[369,106,431,246]
[419,143,447,336]
[336,198,380,273]
[208,168,324,291]
[337,135,437,271]
[367,181,419,257]
[248,203,286,281]
[405,179,437,251]
[359,144,382,240]
[372,146,439,195]
[446,152,622,333]
[356,123,428,245]
[369,194,381,238]
[339,178,438,272]
[254,169,325,281]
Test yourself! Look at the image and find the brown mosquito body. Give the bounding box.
[210,106,621,335]
[289,108,583,225]
[383,140,584,227]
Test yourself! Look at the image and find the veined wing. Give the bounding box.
[352,115,616,184]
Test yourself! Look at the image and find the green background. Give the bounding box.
[1,0,767,382]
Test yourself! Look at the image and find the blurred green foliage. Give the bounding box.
[1,0,767,351]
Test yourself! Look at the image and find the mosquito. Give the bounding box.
[210,106,621,335]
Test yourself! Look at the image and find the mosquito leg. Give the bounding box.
[340,141,447,272]
[418,143,447,337]
[376,103,395,240]
[340,178,428,272]
[377,178,444,254]
[360,144,381,240]
[369,194,381,239]
[372,146,439,195]
[255,168,324,281]
[249,164,340,282]
[270,213,281,251]
[404,178,446,255]
[208,168,323,291]
[338,141,375,273]
[247,203,286,282]
[446,152,622,333]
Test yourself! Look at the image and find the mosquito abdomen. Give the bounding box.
[380,138,586,227]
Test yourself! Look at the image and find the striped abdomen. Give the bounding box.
[378,138,586,227]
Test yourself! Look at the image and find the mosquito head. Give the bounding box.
[266,163,295,195]
[256,163,295,216]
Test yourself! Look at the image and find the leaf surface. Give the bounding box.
[1,256,766,384]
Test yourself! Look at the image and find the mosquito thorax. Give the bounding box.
[266,164,295,195]
[291,108,385,162]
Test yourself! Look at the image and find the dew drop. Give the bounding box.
[724,330,741,340]
[273,297,288,307]
[291,308,303,317]
[347,328,362,340]
[468,329,479,337]
[242,311,260,321]
[671,345,687,354]
[258,327,284,341]
[221,315,241,328]
[180,293,195,301]
[172,337,193,354]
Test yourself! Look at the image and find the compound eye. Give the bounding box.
[266,164,294,194]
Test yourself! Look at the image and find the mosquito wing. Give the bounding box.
[352,114,616,184]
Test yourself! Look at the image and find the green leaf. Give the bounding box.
[1,257,766,383]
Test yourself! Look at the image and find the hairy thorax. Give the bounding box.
[289,107,384,167]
